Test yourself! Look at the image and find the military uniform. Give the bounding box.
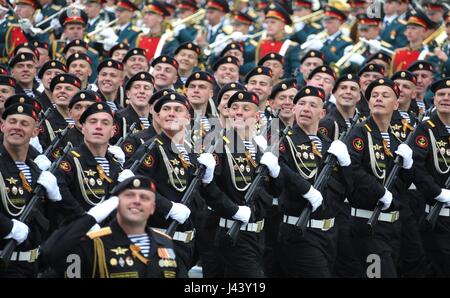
[319,106,358,141]
[115,23,141,46]
[41,214,178,278]
[37,3,61,30]
[321,32,353,65]
[38,107,70,151]
[112,105,152,145]
[390,110,417,143]
[134,32,179,62]
[290,22,322,45]
[256,38,300,78]
[379,17,407,50]
[121,126,158,161]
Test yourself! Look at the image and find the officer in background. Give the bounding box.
[379,0,408,49]
[114,0,141,46]
[37,60,67,111]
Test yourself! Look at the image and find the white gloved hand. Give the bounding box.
[253,135,268,151]
[19,18,33,33]
[348,53,366,65]
[230,31,245,42]
[260,152,280,178]
[168,202,191,224]
[213,41,228,56]
[303,185,323,212]
[435,189,450,204]
[197,153,216,184]
[232,205,251,224]
[328,140,351,167]
[4,219,29,244]
[88,223,101,232]
[50,18,62,31]
[88,196,119,223]
[102,37,118,52]
[303,38,324,51]
[379,188,393,210]
[367,39,382,54]
[37,171,62,202]
[108,145,125,166]
[118,169,134,182]
[395,143,413,169]
[29,136,43,153]
[34,154,51,171]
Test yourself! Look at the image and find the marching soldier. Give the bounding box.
[0,76,17,117]
[150,55,179,92]
[290,0,322,45]
[216,82,246,128]
[379,0,408,49]
[37,60,67,111]
[66,52,93,90]
[245,66,273,125]
[41,175,179,278]
[173,0,199,44]
[212,56,240,101]
[258,52,285,85]
[356,63,385,120]
[197,0,230,46]
[306,65,336,102]
[61,39,89,61]
[173,42,201,87]
[114,0,141,46]
[407,60,434,115]
[109,42,129,62]
[122,48,149,82]
[95,59,126,112]
[268,78,297,128]
[9,52,40,99]
[296,50,325,87]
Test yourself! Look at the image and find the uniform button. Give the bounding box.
[270,42,275,46]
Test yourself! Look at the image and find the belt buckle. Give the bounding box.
[322,219,332,231]
[390,212,398,223]
[29,248,38,263]
[185,229,195,242]
[256,221,263,233]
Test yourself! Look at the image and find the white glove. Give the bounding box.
[303,38,324,51]
[213,41,228,56]
[29,136,43,153]
[4,219,29,244]
[348,53,366,65]
[88,223,101,232]
[379,188,393,210]
[108,145,125,166]
[49,18,61,31]
[168,202,191,224]
[260,152,280,178]
[37,171,62,202]
[395,143,413,170]
[435,189,450,204]
[232,206,251,224]
[303,185,323,212]
[253,135,268,151]
[88,196,119,223]
[34,154,51,171]
[328,140,351,167]
[230,31,245,42]
[118,169,134,182]
[19,18,33,33]
[197,153,216,184]
[367,39,381,54]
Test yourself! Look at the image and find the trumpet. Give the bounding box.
[292,9,324,24]
[87,19,119,38]
[170,8,205,29]
[300,31,328,50]
[359,38,394,55]
[422,24,447,47]
[35,1,84,27]
[331,40,366,76]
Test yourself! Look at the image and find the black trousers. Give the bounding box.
[173,240,195,278]
[262,204,284,277]
[421,216,450,277]
[199,211,224,278]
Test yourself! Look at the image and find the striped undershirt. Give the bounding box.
[65,118,75,126]
[23,89,35,98]
[200,116,211,132]
[399,111,411,123]
[380,132,390,149]
[106,101,118,112]
[15,162,32,184]
[345,119,351,129]
[128,234,150,257]
[446,125,450,134]
[139,117,150,129]
[243,140,256,160]
[416,101,425,111]
[175,144,190,163]
[94,157,110,176]
[308,135,322,152]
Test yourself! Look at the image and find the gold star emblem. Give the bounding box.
[170,159,180,166]
[436,140,447,148]
[298,144,310,151]
[391,124,402,131]
[6,177,18,185]
[110,247,129,255]
[84,169,96,177]
[373,144,383,151]
[236,156,245,163]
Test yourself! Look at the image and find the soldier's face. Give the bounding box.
[334,81,361,109]
[174,49,198,72]
[42,69,65,90]
[294,96,325,129]
[69,61,92,84]
[64,24,85,40]
[359,72,383,92]
[15,4,34,19]
[36,48,50,68]
[98,68,124,94]
[158,102,190,134]
[394,79,415,108]
[307,73,334,98]
[143,12,162,28]
[383,1,399,15]
[246,75,272,104]
[117,189,156,225]
[186,80,213,108]
[228,102,259,131]
[85,3,101,19]
[224,50,244,66]
[406,25,426,43]
[206,8,223,25]
[218,90,237,119]
[413,70,433,94]
[369,85,399,116]
[69,101,94,127]
[1,114,39,147]
[293,6,312,17]
[115,8,133,24]
[11,61,37,85]
[265,18,285,36]
[214,63,239,86]
[434,87,450,114]
[82,112,115,145]
[52,83,80,107]
[323,18,341,34]
[269,88,296,121]
[126,81,154,109]
[111,49,128,62]
[300,58,324,80]
[232,22,250,34]
[0,86,15,114]
[263,60,284,83]
[126,55,149,77]
[151,63,178,89]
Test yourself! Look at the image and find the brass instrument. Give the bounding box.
[169,8,205,29]
[422,24,447,47]
[87,19,119,38]
[331,40,366,76]
[291,9,324,24]
[300,31,328,50]
[35,1,83,27]
[359,38,394,55]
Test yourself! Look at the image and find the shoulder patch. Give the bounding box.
[143,154,154,168]
[426,120,435,128]
[70,150,81,158]
[151,228,172,240]
[352,137,364,151]
[87,227,112,239]
[59,160,72,172]
[415,135,428,149]
[318,126,328,136]
[123,142,135,154]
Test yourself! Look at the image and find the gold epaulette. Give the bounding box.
[131,26,140,32]
[310,22,322,29]
[70,150,81,158]
[427,120,436,128]
[156,137,163,145]
[381,40,393,48]
[51,4,61,10]
[151,228,172,240]
[340,35,352,43]
[87,227,112,239]
[364,124,372,132]
[398,19,407,25]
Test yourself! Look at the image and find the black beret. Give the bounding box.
[38,60,67,79]
[9,52,36,68]
[0,75,17,88]
[358,63,385,76]
[111,175,156,196]
[244,66,272,83]
[125,72,155,90]
[50,73,82,92]
[151,55,179,69]
[4,94,42,113]
[332,73,360,94]
[174,42,201,56]
[69,90,104,109]
[206,0,230,13]
[269,78,298,100]
[2,104,40,121]
[66,52,93,67]
[219,42,244,57]
[407,60,434,73]
[308,65,336,80]
[97,59,124,73]
[227,90,260,108]
[212,56,240,71]
[300,50,326,64]
[365,78,400,100]
[122,48,147,64]
[79,102,114,124]
[109,42,130,57]
[13,42,39,59]
[32,40,49,52]
[366,51,392,65]
[185,71,215,88]
[149,88,175,105]
[154,92,191,113]
[217,82,247,103]
[294,86,326,104]
[430,77,450,93]
[59,8,88,26]
[258,52,284,66]
[391,70,417,85]
[62,39,88,54]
